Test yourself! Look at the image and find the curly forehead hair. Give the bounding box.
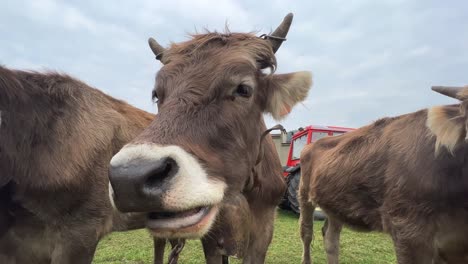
[164,31,277,71]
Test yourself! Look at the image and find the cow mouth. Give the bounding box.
[146,206,218,236]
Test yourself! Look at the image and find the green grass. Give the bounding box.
[94,210,396,264]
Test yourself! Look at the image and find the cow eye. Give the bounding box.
[233,84,253,98]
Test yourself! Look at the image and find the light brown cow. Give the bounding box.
[299,86,468,264]
[108,13,313,263]
[0,66,167,263]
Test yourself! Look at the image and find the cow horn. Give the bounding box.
[431,86,464,100]
[148,37,166,62]
[268,13,294,53]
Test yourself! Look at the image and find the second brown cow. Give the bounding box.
[299,86,468,264]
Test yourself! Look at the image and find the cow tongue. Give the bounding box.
[147,207,210,229]
[148,207,202,219]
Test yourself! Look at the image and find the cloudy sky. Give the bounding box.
[1,0,467,131]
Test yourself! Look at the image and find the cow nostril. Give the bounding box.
[144,157,179,188]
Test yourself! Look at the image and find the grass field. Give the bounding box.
[94,210,395,264]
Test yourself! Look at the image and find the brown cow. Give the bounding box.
[108,13,313,263]
[0,65,169,263]
[299,86,468,264]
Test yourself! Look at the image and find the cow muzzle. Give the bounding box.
[109,144,226,238]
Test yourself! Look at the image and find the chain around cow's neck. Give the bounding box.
[168,239,185,264]
[245,124,286,192]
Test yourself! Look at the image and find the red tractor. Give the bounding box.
[279,125,355,218]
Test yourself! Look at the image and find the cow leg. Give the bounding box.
[0,254,14,264]
[394,243,434,264]
[391,234,434,264]
[322,216,342,264]
[51,238,99,264]
[0,186,12,238]
[242,207,276,264]
[0,237,15,264]
[299,202,315,264]
[202,236,223,264]
[432,249,447,264]
[392,240,418,264]
[153,238,167,264]
[50,222,112,264]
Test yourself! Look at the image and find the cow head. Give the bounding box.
[427,85,468,154]
[108,13,312,238]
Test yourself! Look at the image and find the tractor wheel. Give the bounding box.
[278,194,290,210]
[278,174,292,210]
[285,171,328,221]
[287,171,301,214]
[314,209,327,221]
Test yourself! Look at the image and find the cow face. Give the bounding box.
[427,85,468,154]
[108,14,312,238]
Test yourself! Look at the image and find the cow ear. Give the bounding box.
[264,71,312,120]
[426,105,466,154]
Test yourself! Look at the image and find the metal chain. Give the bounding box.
[255,124,286,167]
[168,239,185,264]
[245,124,286,192]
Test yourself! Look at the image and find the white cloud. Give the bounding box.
[62,7,97,32]
[407,45,432,57]
[22,0,97,32]
[339,50,393,78]
[1,0,467,132]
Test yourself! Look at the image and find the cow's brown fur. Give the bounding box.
[299,100,468,263]
[109,28,312,263]
[0,66,161,263]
